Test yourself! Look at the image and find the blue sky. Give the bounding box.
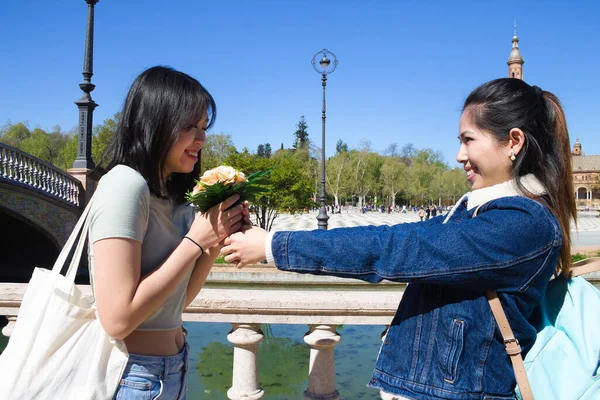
[1,0,598,166]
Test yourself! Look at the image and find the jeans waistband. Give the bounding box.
[125,342,189,376]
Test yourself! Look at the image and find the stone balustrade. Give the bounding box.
[0,142,84,207]
[0,265,405,399]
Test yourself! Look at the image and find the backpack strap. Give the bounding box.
[570,257,600,277]
[472,205,534,399]
[486,291,534,400]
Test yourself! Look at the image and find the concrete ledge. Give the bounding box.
[207,263,403,286]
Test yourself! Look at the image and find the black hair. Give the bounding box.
[105,66,216,203]
[463,78,576,277]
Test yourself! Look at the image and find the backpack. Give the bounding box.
[487,258,600,400]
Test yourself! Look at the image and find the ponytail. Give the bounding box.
[542,92,576,278]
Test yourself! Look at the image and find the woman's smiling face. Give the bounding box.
[456,109,513,190]
[163,114,208,180]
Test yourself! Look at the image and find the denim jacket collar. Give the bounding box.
[444,174,547,222]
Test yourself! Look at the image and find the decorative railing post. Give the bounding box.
[2,316,17,338]
[227,323,265,400]
[303,324,341,400]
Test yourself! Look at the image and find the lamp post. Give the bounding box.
[73,0,99,170]
[311,49,338,230]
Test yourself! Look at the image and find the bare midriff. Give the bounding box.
[123,326,185,356]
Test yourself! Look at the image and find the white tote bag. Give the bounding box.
[0,197,129,400]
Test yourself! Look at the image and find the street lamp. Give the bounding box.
[73,0,99,170]
[311,49,338,230]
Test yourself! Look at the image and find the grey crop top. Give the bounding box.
[87,165,195,331]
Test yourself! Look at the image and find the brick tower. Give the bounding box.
[508,22,524,80]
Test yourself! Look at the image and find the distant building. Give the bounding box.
[507,27,599,210]
[571,139,600,210]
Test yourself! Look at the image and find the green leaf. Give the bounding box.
[186,169,272,212]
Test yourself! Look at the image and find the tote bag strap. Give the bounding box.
[472,205,534,399]
[51,196,95,283]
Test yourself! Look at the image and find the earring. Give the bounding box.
[510,151,516,161]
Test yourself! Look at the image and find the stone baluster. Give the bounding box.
[22,157,30,185]
[227,323,265,400]
[41,165,49,192]
[49,169,57,196]
[2,316,17,338]
[9,151,16,180]
[0,147,6,178]
[303,324,341,400]
[16,153,24,183]
[33,163,41,189]
[57,174,65,200]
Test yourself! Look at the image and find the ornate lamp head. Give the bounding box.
[312,49,338,75]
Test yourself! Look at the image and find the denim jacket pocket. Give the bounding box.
[443,319,465,383]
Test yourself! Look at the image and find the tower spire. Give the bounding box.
[508,21,524,80]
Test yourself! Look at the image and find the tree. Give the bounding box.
[201,133,237,172]
[256,143,272,158]
[257,144,265,158]
[326,150,351,206]
[19,128,51,160]
[348,141,380,207]
[92,114,120,168]
[381,156,409,208]
[0,122,31,147]
[293,116,309,149]
[410,149,447,205]
[384,143,398,157]
[335,139,348,155]
[56,134,78,171]
[225,148,315,231]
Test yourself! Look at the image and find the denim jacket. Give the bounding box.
[267,175,562,399]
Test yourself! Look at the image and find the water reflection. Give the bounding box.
[0,317,383,399]
[187,322,384,399]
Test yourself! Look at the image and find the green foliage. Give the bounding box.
[293,116,309,149]
[201,133,237,173]
[572,253,588,263]
[256,143,271,158]
[92,114,120,168]
[335,139,348,154]
[1,122,31,146]
[186,169,271,212]
[56,134,78,170]
[224,148,315,230]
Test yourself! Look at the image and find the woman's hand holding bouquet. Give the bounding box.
[186,166,270,212]
[185,166,270,250]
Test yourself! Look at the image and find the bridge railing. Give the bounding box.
[0,142,84,207]
[0,266,404,400]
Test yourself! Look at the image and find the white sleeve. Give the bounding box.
[265,231,275,264]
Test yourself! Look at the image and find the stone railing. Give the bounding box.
[0,265,404,400]
[5,265,597,399]
[0,142,84,207]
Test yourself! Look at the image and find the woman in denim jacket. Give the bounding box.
[222,78,576,399]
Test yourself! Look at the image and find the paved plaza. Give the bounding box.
[266,209,600,251]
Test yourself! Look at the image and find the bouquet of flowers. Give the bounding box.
[186,165,270,212]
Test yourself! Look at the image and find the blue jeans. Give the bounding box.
[114,342,189,400]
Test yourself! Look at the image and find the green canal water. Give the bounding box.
[0,317,384,399]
